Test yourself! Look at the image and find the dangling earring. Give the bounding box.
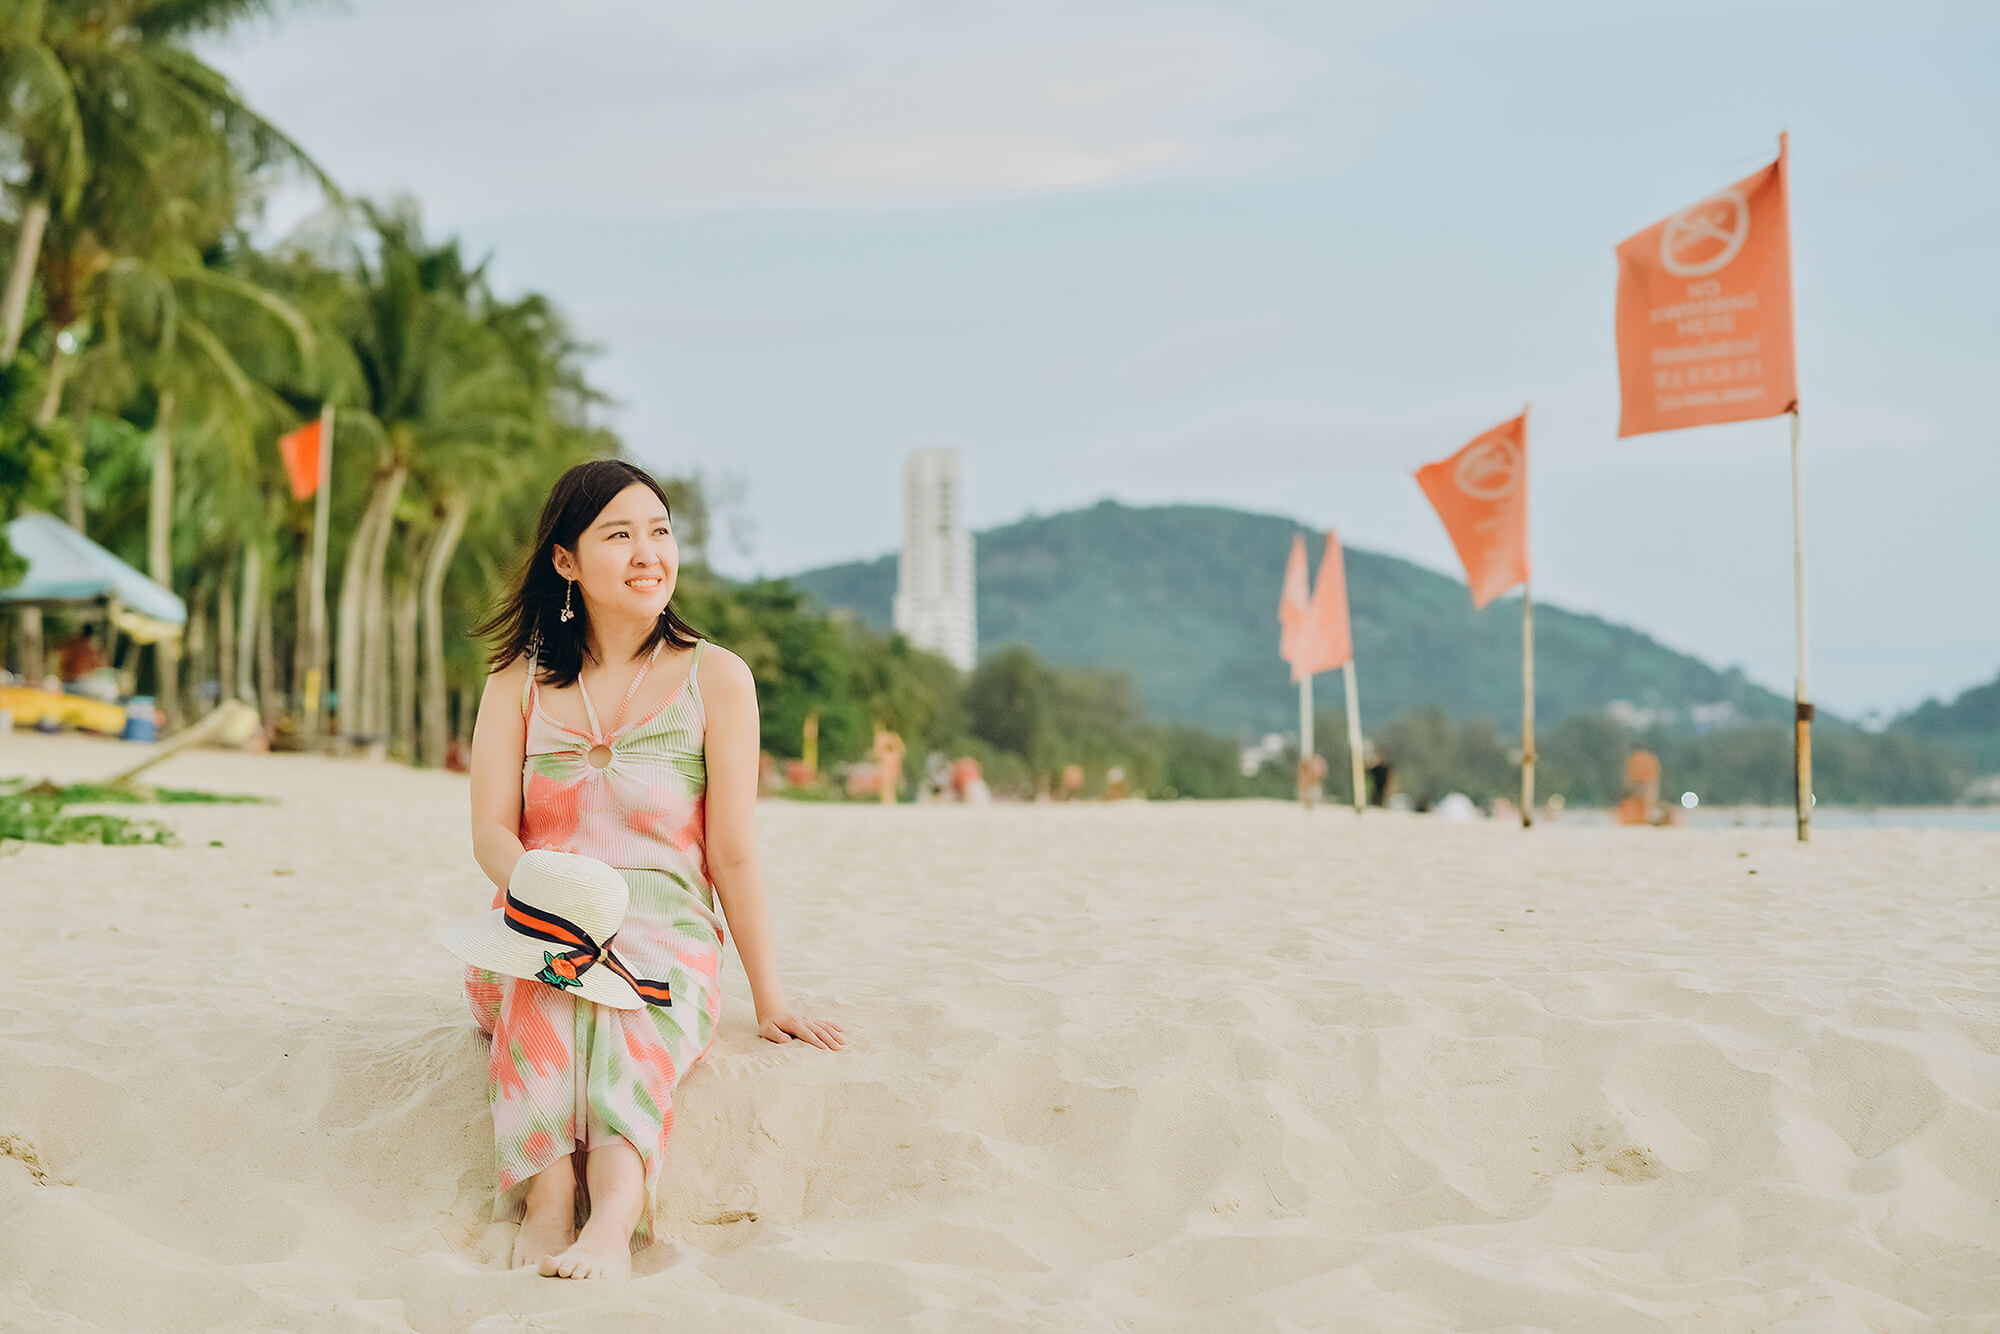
[560,579,575,623]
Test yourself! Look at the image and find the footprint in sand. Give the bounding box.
[1563,1124,1663,1184]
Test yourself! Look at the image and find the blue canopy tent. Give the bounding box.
[1,511,186,643]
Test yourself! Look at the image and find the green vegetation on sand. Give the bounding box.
[0,781,172,847]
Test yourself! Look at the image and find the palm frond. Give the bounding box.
[125,0,295,41]
[173,314,257,413]
[3,35,89,210]
[156,260,315,364]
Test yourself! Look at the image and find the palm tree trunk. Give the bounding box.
[419,491,471,768]
[218,560,238,705]
[257,563,279,728]
[392,574,418,761]
[236,543,262,710]
[334,464,402,744]
[0,198,49,364]
[64,434,85,529]
[362,570,386,754]
[36,347,70,429]
[19,608,44,681]
[181,588,207,730]
[62,362,98,530]
[333,495,374,743]
[293,531,314,728]
[147,394,174,584]
[149,393,181,728]
[357,472,406,752]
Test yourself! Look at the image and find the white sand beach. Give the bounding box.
[1,733,1996,1332]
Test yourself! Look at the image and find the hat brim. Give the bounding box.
[437,909,644,1010]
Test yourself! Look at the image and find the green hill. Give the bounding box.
[790,501,1798,739]
[1895,672,2000,774]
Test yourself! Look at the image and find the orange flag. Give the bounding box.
[1290,531,1353,681]
[1415,410,1530,610]
[278,420,324,500]
[1277,533,1310,663]
[1615,135,1796,437]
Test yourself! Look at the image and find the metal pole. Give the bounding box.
[1342,659,1364,815]
[1790,409,1812,841]
[1521,583,1536,828]
[303,403,334,739]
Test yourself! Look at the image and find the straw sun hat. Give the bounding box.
[437,849,671,1010]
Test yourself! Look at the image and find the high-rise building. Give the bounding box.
[893,449,976,671]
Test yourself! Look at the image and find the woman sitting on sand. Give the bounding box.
[457,459,843,1279]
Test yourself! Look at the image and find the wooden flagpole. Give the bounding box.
[1521,583,1536,828]
[1790,408,1812,841]
[302,403,335,740]
[1342,659,1364,815]
[1298,670,1316,810]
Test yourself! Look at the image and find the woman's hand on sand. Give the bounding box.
[757,1010,845,1050]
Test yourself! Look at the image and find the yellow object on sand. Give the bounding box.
[0,686,127,734]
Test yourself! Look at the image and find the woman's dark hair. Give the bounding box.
[475,458,701,686]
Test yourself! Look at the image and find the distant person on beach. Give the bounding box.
[873,728,906,803]
[1621,744,1663,825]
[455,459,842,1280]
[1365,746,1395,807]
[1298,752,1327,805]
[57,626,104,683]
[922,750,951,801]
[59,626,122,702]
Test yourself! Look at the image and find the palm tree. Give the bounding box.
[0,2,332,725]
[63,200,313,723]
[303,202,555,754]
[0,0,330,363]
[407,290,606,763]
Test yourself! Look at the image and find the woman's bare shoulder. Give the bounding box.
[481,654,534,709]
[473,654,531,753]
[696,641,755,696]
[487,653,532,688]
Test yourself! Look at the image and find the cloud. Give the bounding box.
[205,0,1325,223]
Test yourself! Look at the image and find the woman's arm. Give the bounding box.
[469,657,531,897]
[701,645,844,1050]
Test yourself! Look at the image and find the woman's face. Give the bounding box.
[554,482,679,623]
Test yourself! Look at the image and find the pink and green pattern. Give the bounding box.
[463,640,724,1244]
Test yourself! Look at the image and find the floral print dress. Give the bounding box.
[463,640,724,1243]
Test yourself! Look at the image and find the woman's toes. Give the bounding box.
[535,1238,627,1280]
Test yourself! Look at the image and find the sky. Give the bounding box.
[202,0,2000,721]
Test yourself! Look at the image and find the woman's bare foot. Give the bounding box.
[538,1223,631,1280]
[512,1205,577,1270]
[538,1139,643,1279]
[512,1156,579,1269]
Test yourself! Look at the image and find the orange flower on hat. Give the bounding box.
[536,950,586,990]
